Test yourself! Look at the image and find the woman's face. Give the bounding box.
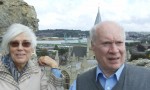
[9,33,33,67]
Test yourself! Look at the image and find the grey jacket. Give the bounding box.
[77,64,150,90]
[0,60,64,90]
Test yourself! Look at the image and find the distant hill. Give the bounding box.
[35,29,150,43]
[35,29,89,38]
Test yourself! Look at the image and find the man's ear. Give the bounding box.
[91,41,94,50]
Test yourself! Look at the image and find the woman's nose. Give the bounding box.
[18,43,24,50]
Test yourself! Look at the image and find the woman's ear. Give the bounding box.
[32,49,36,54]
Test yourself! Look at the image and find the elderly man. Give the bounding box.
[69,21,150,90]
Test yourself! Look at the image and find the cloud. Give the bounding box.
[24,0,150,32]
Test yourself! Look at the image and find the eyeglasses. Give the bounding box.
[9,41,31,47]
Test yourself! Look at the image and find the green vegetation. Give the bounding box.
[54,45,68,55]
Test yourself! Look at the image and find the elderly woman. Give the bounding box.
[0,23,64,90]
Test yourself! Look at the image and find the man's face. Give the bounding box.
[92,23,126,73]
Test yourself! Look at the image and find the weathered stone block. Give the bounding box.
[0,0,38,35]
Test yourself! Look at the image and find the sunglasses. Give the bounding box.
[9,41,31,47]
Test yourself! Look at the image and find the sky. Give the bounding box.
[24,0,150,32]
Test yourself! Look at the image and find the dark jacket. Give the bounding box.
[77,64,150,90]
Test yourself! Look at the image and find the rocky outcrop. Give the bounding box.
[127,59,150,69]
[0,0,38,35]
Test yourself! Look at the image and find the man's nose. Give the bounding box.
[109,43,119,53]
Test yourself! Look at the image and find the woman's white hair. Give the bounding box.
[1,23,37,55]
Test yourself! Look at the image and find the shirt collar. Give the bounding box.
[96,64,124,81]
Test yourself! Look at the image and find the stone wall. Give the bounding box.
[0,0,38,35]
